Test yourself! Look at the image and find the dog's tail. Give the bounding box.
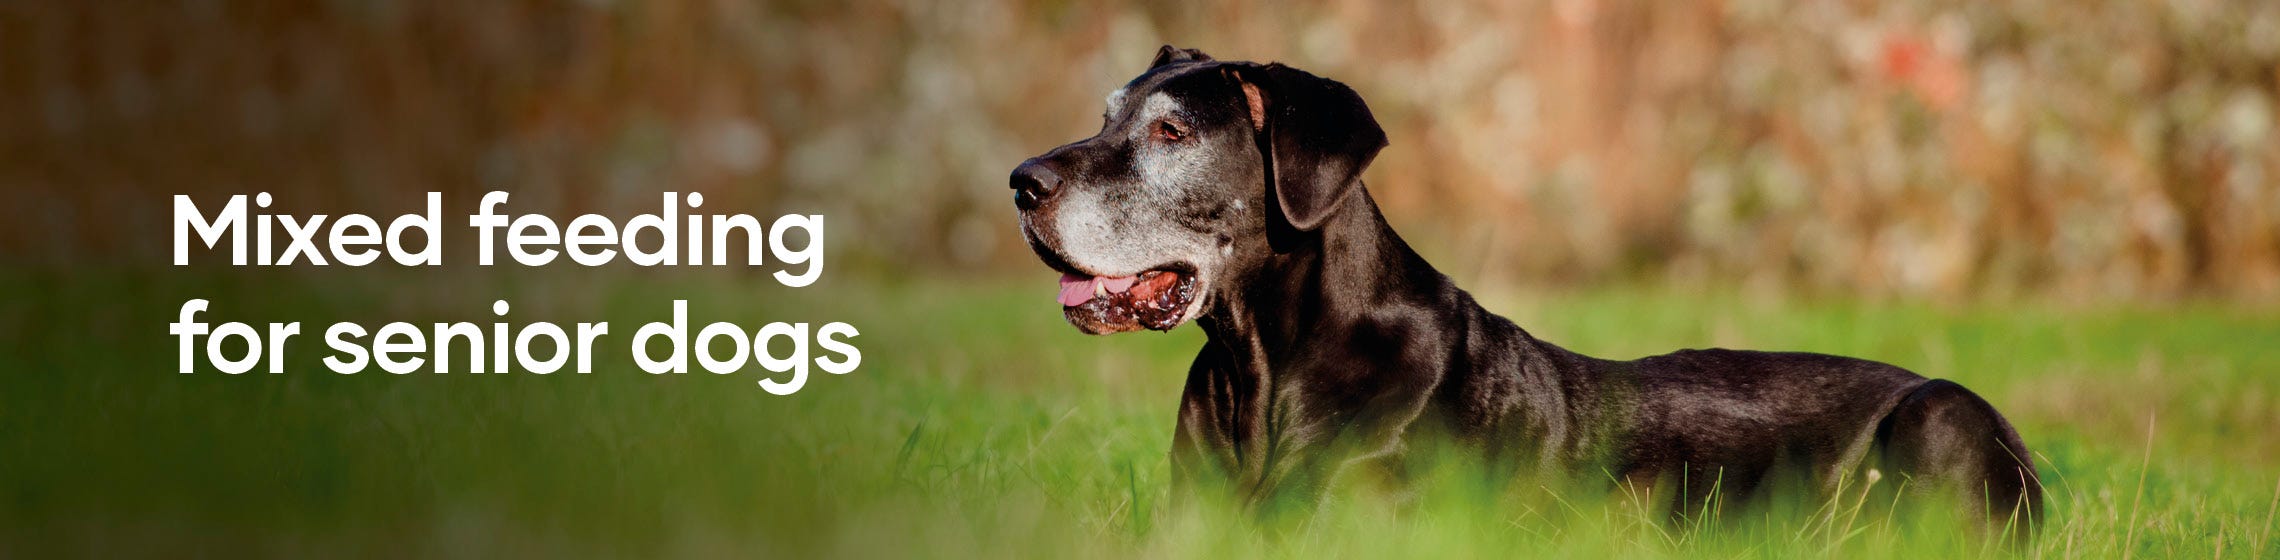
[1872,379,2045,541]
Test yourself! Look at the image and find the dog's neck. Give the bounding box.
[1198,185,1460,370]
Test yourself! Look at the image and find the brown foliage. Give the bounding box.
[6,1,2277,300]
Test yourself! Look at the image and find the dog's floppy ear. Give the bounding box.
[1150,45,1213,69]
[1228,63,1386,231]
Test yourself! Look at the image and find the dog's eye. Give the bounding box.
[1155,120,1187,142]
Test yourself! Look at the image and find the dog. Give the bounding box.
[1011,45,2042,535]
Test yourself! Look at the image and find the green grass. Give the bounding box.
[5,268,2279,557]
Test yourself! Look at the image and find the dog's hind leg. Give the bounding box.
[1872,379,2045,541]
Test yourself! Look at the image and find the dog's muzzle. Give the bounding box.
[1012,158,1204,334]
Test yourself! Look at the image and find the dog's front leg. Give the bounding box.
[1240,374,1441,522]
[1168,345,1257,508]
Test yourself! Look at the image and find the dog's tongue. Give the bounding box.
[1057,273,1138,306]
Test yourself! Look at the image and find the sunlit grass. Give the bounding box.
[4,268,2277,557]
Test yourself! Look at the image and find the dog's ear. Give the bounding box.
[1150,45,1213,69]
[1228,63,1386,231]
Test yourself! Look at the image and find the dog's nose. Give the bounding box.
[1010,159,1059,211]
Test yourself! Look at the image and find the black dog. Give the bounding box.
[1012,46,2042,534]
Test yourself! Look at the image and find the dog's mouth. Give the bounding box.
[1054,264,1200,334]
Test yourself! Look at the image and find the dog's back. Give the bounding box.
[1444,315,2044,535]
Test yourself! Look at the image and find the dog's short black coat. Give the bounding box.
[1012,45,2042,536]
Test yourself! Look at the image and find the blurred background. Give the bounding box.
[8,0,2279,300]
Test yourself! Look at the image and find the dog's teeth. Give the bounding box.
[1094,280,1107,298]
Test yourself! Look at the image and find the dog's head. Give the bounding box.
[1012,46,1386,334]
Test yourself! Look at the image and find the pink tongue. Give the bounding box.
[1057,274,1094,306]
[1056,273,1139,306]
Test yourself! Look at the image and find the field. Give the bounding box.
[6,268,2279,558]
